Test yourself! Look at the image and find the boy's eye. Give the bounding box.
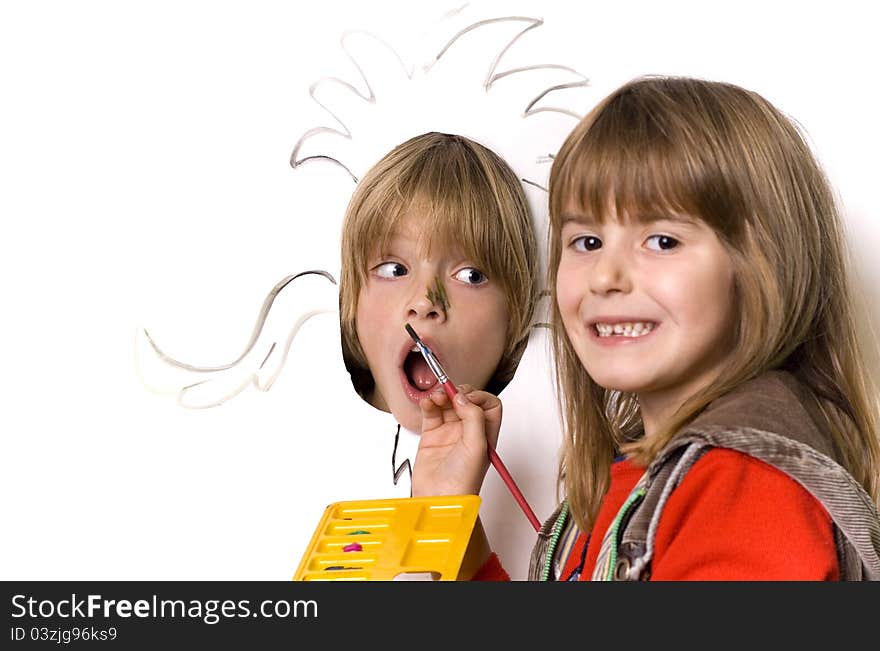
[571,235,602,251]
[453,267,488,286]
[645,235,680,251]
[374,262,408,278]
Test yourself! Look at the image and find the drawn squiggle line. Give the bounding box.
[439,2,470,21]
[143,269,336,373]
[138,269,337,408]
[494,64,589,120]
[391,424,413,487]
[521,178,548,192]
[175,304,333,409]
[426,15,589,116]
[289,30,413,181]
[290,16,587,183]
[424,16,590,177]
[427,15,542,86]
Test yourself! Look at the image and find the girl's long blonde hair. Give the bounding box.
[340,132,538,399]
[548,76,880,532]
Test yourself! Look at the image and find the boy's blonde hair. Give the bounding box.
[340,132,538,400]
[548,76,880,531]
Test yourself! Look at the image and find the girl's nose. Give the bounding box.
[589,250,632,295]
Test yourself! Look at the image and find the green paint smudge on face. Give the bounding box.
[425,276,450,316]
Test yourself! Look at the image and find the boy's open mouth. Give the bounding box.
[403,350,438,391]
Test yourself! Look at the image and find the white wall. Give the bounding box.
[2,0,877,580]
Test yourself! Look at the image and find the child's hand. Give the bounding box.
[411,384,502,497]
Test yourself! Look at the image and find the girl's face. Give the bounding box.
[356,211,509,432]
[556,205,736,424]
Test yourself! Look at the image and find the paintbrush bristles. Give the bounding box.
[405,323,421,344]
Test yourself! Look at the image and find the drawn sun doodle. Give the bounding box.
[135,8,595,580]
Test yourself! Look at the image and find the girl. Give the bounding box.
[412,76,880,580]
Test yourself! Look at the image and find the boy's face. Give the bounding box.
[355,211,509,432]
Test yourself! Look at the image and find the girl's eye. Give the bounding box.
[645,235,680,251]
[453,267,488,286]
[571,235,602,252]
[373,262,408,279]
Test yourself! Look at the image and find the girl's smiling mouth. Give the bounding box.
[588,318,660,346]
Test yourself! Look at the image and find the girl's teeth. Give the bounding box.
[595,322,655,338]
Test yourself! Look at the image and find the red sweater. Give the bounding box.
[473,448,838,581]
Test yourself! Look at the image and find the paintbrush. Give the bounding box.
[405,323,541,532]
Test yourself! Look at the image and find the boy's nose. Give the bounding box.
[407,294,445,322]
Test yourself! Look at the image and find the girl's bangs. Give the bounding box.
[554,121,707,227]
[551,82,749,239]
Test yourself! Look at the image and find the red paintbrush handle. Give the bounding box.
[444,380,541,532]
[487,448,541,532]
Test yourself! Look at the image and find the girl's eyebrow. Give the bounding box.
[561,211,702,228]
[641,212,702,229]
[560,212,595,227]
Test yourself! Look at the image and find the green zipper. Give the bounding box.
[541,501,569,581]
[603,486,646,580]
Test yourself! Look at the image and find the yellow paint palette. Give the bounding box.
[293,495,481,581]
